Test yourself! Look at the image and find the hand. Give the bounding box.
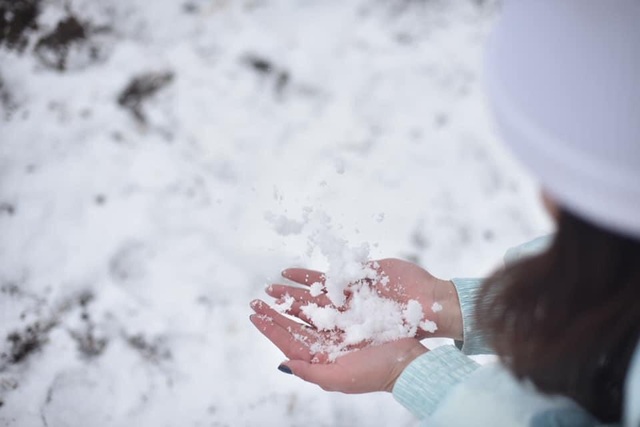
[249,299,428,393]
[267,259,463,340]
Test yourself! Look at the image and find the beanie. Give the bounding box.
[484,0,640,238]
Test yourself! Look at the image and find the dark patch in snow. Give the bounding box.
[36,15,86,53]
[0,0,40,51]
[125,334,172,363]
[0,73,18,119]
[78,291,93,308]
[275,71,290,94]
[182,2,200,14]
[1,290,103,368]
[246,55,274,75]
[69,296,108,359]
[5,320,56,365]
[243,54,290,95]
[0,202,15,217]
[394,32,414,45]
[26,5,112,72]
[79,107,92,119]
[117,71,175,124]
[0,282,20,296]
[411,228,429,250]
[0,377,18,391]
[33,10,111,72]
[472,0,498,8]
[434,112,449,129]
[94,194,106,206]
[405,225,431,264]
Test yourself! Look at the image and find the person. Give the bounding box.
[249,0,640,425]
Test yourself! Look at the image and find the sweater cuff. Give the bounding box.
[451,278,494,355]
[392,345,480,419]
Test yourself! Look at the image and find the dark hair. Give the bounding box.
[476,209,640,423]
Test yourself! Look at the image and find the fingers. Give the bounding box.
[266,284,332,307]
[250,314,312,362]
[250,300,318,362]
[277,300,315,326]
[281,268,325,286]
[251,299,339,364]
[265,283,334,327]
[251,299,315,336]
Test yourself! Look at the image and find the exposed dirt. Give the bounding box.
[4,320,56,365]
[0,73,14,119]
[34,15,86,69]
[243,54,290,95]
[126,334,172,363]
[34,15,93,71]
[0,201,16,217]
[0,0,41,52]
[117,71,175,124]
[66,291,107,359]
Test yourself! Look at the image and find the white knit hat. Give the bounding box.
[485,0,640,238]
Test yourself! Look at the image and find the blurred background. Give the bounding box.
[0,0,551,425]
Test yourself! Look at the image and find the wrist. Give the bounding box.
[384,341,428,393]
[433,279,463,341]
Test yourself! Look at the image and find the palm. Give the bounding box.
[267,259,461,340]
[250,299,427,393]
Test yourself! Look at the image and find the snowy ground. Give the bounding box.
[0,1,552,426]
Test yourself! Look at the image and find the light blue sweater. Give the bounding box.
[392,236,637,426]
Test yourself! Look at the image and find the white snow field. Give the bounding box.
[0,0,551,426]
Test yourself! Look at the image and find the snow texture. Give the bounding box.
[432,302,444,313]
[0,0,551,426]
[300,284,425,361]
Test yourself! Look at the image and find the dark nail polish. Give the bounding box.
[278,364,292,375]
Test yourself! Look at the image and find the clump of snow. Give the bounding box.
[307,209,382,308]
[431,302,443,313]
[403,300,424,327]
[309,282,324,297]
[301,283,426,361]
[266,207,380,307]
[266,208,438,360]
[420,320,438,333]
[273,294,295,313]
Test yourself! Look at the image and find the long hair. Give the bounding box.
[476,209,640,423]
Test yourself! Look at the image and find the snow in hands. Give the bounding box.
[266,208,438,361]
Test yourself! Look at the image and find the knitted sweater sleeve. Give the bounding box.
[453,235,554,355]
[451,278,494,355]
[392,345,480,419]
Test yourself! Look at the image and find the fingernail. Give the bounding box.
[277,364,292,375]
[250,299,261,309]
